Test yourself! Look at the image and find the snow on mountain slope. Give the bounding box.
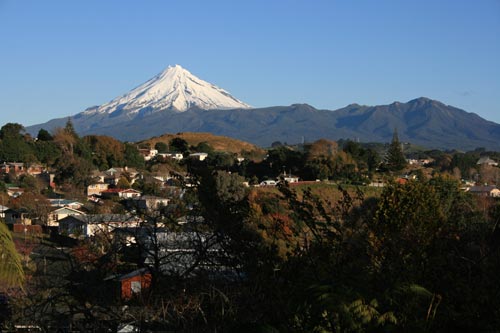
[83,65,251,115]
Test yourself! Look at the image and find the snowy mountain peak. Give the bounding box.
[84,65,251,115]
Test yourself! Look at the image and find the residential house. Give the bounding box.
[47,206,85,227]
[86,182,109,196]
[58,214,142,238]
[282,174,299,183]
[407,158,434,166]
[0,162,25,176]
[0,205,8,219]
[6,186,24,198]
[26,164,44,176]
[90,170,107,183]
[101,188,142,199]
[176,215,205,225]
[48,199,84,210]
[100,188,123,199]
[477,156,498,167]
[127,195,170,211]
[260,180,277,186]
[119,189,142,199]
[467,185,500,197]
[142,174,167,190]
[189,152,208,161]
[103,167,139,186]
[139,149,158,161]
[3,208,32,225]
[158,152,184,161]
[0,162,44,176]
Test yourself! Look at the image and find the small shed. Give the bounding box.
[118,268,152,300]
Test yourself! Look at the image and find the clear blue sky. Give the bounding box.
[0,0,499,127]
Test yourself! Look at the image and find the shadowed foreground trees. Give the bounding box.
[4,175,500,332]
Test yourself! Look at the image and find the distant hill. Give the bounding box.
[141,132,265,155]
[27,97,500,151]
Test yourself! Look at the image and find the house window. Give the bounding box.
[131,281,141,294]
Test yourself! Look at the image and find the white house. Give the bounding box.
[47,207,85,227]
[158,152,184,161]
[139,149,159,161]
[282,175,300,183]
[477,156,498,167]
[260,180,277,186]
[0,205,9,219]
[189,152,208,161]
[101,188,142,199]
[59,214,142,238]
[119,189,142,199]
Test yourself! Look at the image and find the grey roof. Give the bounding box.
[477,156,498,165]
[118,268,150,281]
[469,185,498,192]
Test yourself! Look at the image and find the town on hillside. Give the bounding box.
[1,121,500,332]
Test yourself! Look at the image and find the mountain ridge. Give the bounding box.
[27,97,500,151]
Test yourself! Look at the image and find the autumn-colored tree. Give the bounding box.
[10,192,51,225]
[52,119,80,156]
[84,135,125,170]
[478,164,500,185]
[306,139,338,161]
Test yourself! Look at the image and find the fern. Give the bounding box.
[0,222,25,287]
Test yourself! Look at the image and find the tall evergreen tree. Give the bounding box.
[385,128,407,172]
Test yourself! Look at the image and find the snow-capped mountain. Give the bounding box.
[83,65,251,115]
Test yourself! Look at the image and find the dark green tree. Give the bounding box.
[193,141,214,154]
[0,123,26,140]
[123,143,145,169]
[0,123,35,162]
[385,129,407,172]
[36,128,53,141]
[169,138,189,154]
[154,141,168,153]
